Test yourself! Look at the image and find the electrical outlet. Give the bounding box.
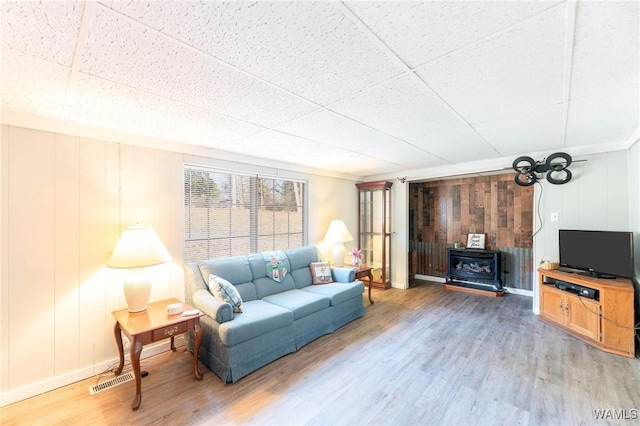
[550,212,559,222]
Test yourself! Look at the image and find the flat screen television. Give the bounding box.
[559,229,634,279]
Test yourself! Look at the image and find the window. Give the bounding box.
[184,165,306,262]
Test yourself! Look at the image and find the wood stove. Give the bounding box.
[446,248,503,292]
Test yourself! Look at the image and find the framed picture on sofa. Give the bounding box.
[310,261,333,284]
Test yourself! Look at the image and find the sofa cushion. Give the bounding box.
[285,246,321,269]
[199,256,251,283]
[289,268,312,288]
[248,252,290,279]
[302,282,365,306]
[209,275,243,313]
[310,261,333,284]
[218,300,294,346]
[262,289,330,320]
[252,275,296,298]
[287,246,321,288]
[199,257,257,302]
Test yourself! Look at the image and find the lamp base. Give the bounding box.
[332,243,346,267]
[123,273,152,312]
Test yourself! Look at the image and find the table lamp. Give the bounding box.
[324,219,353,267]
[108,225,172,312]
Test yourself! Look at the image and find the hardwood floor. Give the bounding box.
[2,281,639,425]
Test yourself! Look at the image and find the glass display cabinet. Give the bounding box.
[356,180,392,289]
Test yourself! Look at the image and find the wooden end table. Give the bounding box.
[112,298,205,410]
[355,265,375,304]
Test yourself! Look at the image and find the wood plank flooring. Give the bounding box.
[2,281,639,425]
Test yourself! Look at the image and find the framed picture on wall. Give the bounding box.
[467,233,486,249]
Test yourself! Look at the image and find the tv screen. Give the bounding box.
[559,230,634,279]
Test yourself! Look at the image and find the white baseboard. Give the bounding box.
[414,274,533,297]
[416,274,445,283]
[503,287,534,297]
[0,336,185,407]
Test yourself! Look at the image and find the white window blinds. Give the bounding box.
[184,165,306,262]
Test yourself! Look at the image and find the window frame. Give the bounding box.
[183,163,308,262]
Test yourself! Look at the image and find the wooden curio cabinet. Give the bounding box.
[356,181,392,289]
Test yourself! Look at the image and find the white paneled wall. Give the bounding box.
[531,150,632,314]
[8,127,56,389]
[628,140,640,317]
[1,125,9,396]
[0,127,185,403]
[53,133,81,379]
[0,124,356,405]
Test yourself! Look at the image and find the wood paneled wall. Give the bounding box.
[409,174,534,288]
[410,174,534,248]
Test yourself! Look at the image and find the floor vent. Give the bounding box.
[89,372,134,395]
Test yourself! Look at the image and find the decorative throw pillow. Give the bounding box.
[208,274,243,313]
[310,261,333,284]
[264,251,288,282]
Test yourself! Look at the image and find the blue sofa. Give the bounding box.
[184,245,365,383]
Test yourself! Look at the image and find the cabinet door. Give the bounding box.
[566,295,600,341]
[540,286,565,324]
[357,181,392,288]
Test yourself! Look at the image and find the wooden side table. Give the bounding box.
[112,298,205,410]
[355,265,374,304]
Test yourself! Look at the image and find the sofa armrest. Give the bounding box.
[331,266,357,282]
[192,288,234,323]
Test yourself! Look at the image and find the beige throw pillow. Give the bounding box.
[310,261,333,284]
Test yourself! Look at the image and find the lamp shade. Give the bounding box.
[324,219,353,244]
[108,225,172,269]
[108,225,172,312]
[324,219,353,267]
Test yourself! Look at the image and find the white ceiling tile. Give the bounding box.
[66,74,265,145]
[570,1,640,100]
[104,1,403,106]
[64,92,187,146]
[66,98,229,150]
[473,105,565,156]
[419,126,500,164]
[1,50,70,117]
[234,130,397,175]
[346,1,562,68]
[66,74,169,126]
[80,6,200,99]
[416,4,567,125]
[1,1,83,66]
[330,74,456,131]
[1,1,637,178]
[275,109,443,169]
[328,73,497,163]
[81,5,317,128]
[235,130,341,165]
[566,86,639,146]
[166,104,266,143]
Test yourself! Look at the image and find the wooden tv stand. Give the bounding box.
[538,268,635,358]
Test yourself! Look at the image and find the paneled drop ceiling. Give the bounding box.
[2,1,638,179]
